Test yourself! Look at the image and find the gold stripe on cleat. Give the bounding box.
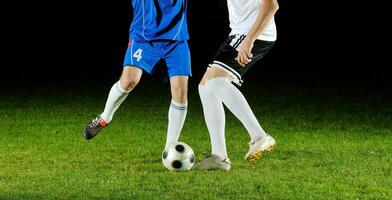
[265,144,276,152]
[246,144,276,161]
[247,151,263,161]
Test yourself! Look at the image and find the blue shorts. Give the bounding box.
[123,39,192,77]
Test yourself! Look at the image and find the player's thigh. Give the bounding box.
[200,67,233,85]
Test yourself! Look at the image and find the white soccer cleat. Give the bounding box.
[193,154,231,171]
[245,135,276,161]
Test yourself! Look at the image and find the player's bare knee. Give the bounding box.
[170,76,188,103]
[200,72,211,86]
[175,86,188,98]
[171,86,188,103]
[120,76,139,91]
[120,67,142,91]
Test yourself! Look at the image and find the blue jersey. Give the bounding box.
[130,0,189,41]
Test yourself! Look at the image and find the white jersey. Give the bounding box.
[227,0,277,41]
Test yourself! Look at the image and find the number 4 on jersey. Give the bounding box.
[133,49,143,62]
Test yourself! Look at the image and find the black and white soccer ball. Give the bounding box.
[162,142,195,171]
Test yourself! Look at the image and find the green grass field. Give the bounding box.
[1,80,391,199]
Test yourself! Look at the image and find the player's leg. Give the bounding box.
[201,68,274,161]
[164,41,191,148]
[195,68,240,170]
[101,66,143,123]
[198,69,229,160]
[200,37,275,161]
[202,67,268,140]
[83,67,142,140]
[165,76,188,147]
[83,39,160,140]
[194,75,232,170]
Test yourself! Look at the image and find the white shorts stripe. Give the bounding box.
[209,61,243,86]
[130,41,135,65]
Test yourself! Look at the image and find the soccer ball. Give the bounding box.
[162,142,195,171]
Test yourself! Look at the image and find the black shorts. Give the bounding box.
[209,34,275,86]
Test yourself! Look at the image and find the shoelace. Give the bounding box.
[89,117,101,128]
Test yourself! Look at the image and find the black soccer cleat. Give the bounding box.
[83,115,108,140]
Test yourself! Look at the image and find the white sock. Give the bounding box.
[205,77,268,141]
[199,85,228,159]
[165,100,187,147]
[101,81,130,123]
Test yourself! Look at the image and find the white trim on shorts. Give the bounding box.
[209,61,243,86]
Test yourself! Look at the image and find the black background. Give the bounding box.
[1,1,390,86]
